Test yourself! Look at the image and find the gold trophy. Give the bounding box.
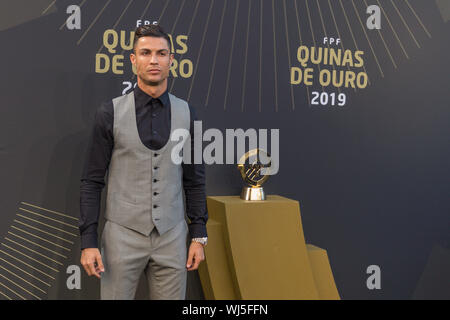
[237,148,271,200]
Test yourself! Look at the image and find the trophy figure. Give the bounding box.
[237,148,271,201]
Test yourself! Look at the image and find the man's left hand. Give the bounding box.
[186,241,205,271]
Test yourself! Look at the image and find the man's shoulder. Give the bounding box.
[111,90,134,105]
[167,92,186,104]
[168,93,200,117]
[96,99,114,117]
[92,99,114,129]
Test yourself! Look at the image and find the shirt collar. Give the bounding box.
[134,84,170,108]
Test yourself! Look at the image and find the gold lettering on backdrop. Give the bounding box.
[291,45,368,89]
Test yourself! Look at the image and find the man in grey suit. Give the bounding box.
[79,24,208,299]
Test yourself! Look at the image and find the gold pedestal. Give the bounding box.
[198,195,340,300]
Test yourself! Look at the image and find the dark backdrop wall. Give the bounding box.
[0,0,449,300]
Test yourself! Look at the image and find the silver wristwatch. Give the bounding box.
[191,237,208,246]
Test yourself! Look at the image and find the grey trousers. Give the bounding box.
[100,219,189,300]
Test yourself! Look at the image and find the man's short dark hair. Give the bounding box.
[133,24,172,53]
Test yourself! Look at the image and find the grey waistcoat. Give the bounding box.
[104,90,190,236]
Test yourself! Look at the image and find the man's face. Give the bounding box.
[130,36,173,86]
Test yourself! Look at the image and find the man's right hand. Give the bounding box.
[80,248,104,279]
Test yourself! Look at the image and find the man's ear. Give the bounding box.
[130,52,136,65]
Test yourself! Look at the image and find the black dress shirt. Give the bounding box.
[79,85,207,249]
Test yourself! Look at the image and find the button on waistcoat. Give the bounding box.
[105,91,190,236]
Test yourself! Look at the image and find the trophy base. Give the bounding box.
[240,186,266,201]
